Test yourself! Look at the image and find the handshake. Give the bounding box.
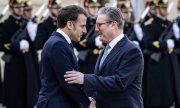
[64,71,96,108]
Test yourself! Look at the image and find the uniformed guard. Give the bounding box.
[143,0,180,107]
[140,0,159,104]
[0,0,38,107]
[117,1,144,47]
[144,0,158,22]
[23,0,40,107]
[117,0,133,36]
[35,0,61,49]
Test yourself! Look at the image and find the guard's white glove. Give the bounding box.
[20,40,29,50]
[134,24,143,41]
[95,36,103,47]
[27,21,38,41]
[166,39,175,48]
[173,22,180,40]
[133,40,140,46]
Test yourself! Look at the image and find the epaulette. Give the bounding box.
[79,39,87,47]
[144,18,154,26]
[4,43,11,50]
[152,41,160,48]
[92,49,99,55]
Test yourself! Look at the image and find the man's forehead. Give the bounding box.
[77,14,87,23]
[97,14,106,22]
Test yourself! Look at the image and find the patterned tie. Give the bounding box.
[99,44,110,67]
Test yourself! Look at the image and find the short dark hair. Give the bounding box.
[57,5,88,28]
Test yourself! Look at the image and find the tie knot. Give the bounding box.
[105,44,110,51]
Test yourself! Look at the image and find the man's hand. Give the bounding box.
[89,100,96,108]
[64,71,84,84]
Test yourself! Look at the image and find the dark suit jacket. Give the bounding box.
[84,36,144,108]
[36,31,90,108]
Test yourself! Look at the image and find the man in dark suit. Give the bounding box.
[36,5,90,108]
[65,7,144,108]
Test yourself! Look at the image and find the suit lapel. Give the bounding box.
[98,36,128,74]
[52,31,78,68]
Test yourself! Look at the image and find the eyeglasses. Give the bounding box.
[96,21,113,28]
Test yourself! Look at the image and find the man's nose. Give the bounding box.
[83,27,87,34]
[95,25,99,32]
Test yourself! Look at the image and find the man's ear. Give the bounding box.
[67,21,73,30]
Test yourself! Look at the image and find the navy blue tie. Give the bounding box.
[69,43,74,49]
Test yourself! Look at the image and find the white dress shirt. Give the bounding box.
[107,33,124,55]
[56,29,71,44]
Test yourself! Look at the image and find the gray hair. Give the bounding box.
[98,7,124,29]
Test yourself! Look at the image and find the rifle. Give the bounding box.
[31,3,46,23]
[143,3,175,62]
[39,8,49,22]
[0,4,9,21]
[149,22,172,62]
[148,17,180,62]
[162,17,180,54]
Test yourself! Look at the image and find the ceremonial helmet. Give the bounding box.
[178,0,180,9]
[48,0,62,8]
[24,0,32,11]
[146,0,158,8]
[84,0,101,8]
[9,0,24,8]
[158,0,168,8]
[117,1,132,13]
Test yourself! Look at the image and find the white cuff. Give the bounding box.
[95,36,103,47]
[173,22,180,40]
[167,39,174,48]
[134,24,143,41]
[20,40,29,50]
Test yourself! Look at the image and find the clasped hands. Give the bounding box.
[64,71,96,108]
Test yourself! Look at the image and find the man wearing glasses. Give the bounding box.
[65,7,144,108]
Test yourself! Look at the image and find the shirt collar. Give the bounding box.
[108,33,124,49]
[56,29,71,44]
